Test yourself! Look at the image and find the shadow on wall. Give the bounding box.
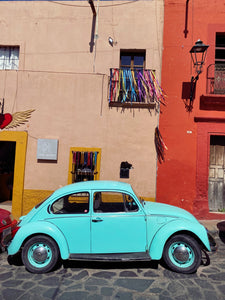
[182,82,196,112]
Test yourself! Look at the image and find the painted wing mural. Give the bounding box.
[0,109,35,130]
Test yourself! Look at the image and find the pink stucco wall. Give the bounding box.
[0,1,164,199]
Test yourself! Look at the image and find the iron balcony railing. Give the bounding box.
[108,68,166,105]
[207,64,225,95]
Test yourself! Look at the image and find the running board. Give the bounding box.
[69,252,151,262]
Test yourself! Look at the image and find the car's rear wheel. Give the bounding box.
[162,234,202,274]
[22,235,60,273]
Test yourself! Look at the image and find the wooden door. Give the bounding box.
[208,136,225,211]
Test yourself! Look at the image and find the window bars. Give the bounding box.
[0,46,19,70]
[71,151,98,183]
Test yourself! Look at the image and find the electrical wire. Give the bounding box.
[7,68,108,77]
[47,0,139,8]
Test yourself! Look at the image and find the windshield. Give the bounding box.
[35,193,53,209]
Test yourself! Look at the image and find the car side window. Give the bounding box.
[51,192,89,214]
[93,192,138,213]
[124,193,139,212]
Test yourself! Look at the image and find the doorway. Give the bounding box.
[0,131,27,218]
[208,135,225,212]
[0,141,16,203]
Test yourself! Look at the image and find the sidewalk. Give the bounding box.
[0,201,12,212]
[199,220,224,236]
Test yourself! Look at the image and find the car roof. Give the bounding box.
[52,181,134,197]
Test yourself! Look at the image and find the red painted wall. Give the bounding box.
[157,0,225,219]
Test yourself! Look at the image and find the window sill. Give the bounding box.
[200,94,225,111]
[109,102,156,109]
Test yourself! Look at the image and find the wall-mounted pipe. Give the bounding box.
[88,0,96,16]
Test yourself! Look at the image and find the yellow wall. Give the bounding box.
[22,189,53,215]
[141,197,155,202]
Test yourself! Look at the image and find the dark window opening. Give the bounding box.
[120,50,146,70]
[215,33,225,65]
[210,135,225,146]
[0,141,16,202]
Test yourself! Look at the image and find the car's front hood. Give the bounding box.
[143,201,199,223]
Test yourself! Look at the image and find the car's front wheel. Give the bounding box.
[162,234,202,274]
[22,235,60,273]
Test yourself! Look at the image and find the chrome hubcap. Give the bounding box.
[32,246,48,263]
[173,245,190,262]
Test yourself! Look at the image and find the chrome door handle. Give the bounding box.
[92,218,103,223]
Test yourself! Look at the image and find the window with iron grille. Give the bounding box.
[0,46,19,70]
[68,147,101,184]
[214,33,225,94]
[118,50,147,103]
[118,50,145,103]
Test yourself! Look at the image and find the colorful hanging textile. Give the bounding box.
[72,151,98,169]
[71,151,99,182]
[108,68,166,104]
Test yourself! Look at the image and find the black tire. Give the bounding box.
[162,234,202,274]
[22,235,60,274]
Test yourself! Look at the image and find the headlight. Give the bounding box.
[1,219,7,226]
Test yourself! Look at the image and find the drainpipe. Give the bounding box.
[88,0,96,16]
[93,0,100,73]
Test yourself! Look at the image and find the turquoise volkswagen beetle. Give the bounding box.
[7,181,211,274]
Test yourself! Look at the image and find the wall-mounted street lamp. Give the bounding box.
[189,39,209,102]
[108,37,117,47]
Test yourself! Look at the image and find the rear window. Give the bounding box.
[51,192,89,214]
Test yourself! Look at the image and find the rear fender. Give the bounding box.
[7,221,70,260]
[149,219,210,260]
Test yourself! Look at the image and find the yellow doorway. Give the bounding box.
[0,131,27,219]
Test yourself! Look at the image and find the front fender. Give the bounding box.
[149,219,210,260]
[7,221,70,260]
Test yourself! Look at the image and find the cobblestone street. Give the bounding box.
[0,229,224,300]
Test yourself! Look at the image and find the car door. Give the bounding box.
[47,192,91,254]
[91,191,147,254]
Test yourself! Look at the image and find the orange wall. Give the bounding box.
[157,0,225,217]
